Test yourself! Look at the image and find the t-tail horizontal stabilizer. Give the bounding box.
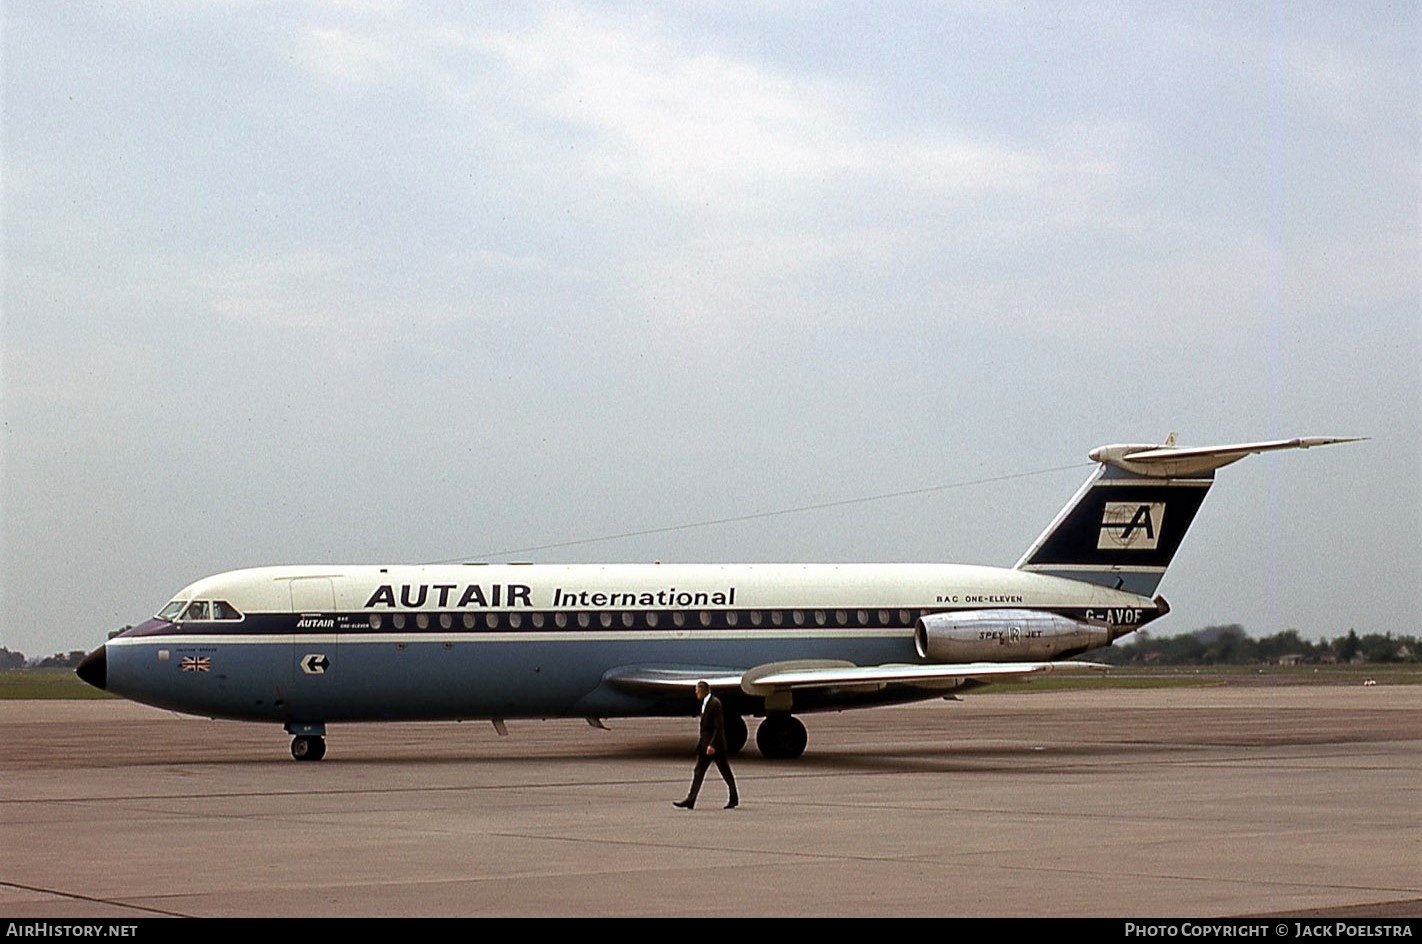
[1014,436,1363,596]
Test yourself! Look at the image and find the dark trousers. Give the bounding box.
[685,750,737,805]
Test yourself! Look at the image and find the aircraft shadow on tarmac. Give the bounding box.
[101,736,1163,776]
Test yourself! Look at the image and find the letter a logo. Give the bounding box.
[1098,502,1165,550]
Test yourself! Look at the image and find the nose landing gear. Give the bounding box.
[290,735,326,761]
[286,721,328,761]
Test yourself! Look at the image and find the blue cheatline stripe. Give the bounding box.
[114,601,1167,642]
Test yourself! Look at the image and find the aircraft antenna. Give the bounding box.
[425,461,1093,564]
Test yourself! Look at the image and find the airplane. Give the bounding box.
[75,435,1359,761]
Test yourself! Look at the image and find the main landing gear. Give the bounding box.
[725,713,748,755]
[756,714,808,760]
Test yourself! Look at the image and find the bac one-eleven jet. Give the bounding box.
[77,436,1358,761]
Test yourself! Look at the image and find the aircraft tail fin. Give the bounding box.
[1014,436,1362,596]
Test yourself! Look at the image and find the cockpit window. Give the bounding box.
[181,600,211,622]
[211,600,242,621]
[162,599,242,622]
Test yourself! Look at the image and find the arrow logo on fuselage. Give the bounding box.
[300,654,330,675]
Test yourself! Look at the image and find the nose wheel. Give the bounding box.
[290,735,327,761]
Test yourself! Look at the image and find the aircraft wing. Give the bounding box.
[601,666,754,696]
[604,659,1108,698]
[739,659,1107,694]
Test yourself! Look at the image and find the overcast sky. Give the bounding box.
[3,2,1418,660]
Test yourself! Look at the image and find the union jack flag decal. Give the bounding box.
[180,656,211,672]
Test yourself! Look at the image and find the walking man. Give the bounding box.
[673,680,739,810]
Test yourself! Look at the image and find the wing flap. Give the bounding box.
[741,660,1109,695]
[606,660,1108,698]
[602,665,749,696]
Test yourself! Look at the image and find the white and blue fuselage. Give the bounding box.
[77,437,1357,760]
[93,562,1156,725]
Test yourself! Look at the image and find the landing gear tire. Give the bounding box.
[291,735,326,761]
[725,713,748,755]
[756,714,807,760]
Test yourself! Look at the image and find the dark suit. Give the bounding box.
[683,694,738,807]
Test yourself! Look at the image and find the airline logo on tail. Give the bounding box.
[1098,502,1165,550]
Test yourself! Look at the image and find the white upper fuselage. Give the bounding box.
[161,560,1157,627]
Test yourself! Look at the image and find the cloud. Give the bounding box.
[479,12,1095,209]
[290,9,1093,211]
[296,27,403,85]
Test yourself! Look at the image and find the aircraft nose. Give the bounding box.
[76,645,108,691]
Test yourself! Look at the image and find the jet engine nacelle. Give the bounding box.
[914,609,1111,662]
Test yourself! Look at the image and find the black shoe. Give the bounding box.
[724,799,738,809]
[673,799,694,810]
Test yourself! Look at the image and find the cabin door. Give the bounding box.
[288,577,338,713]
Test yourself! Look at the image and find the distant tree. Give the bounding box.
[1333,629,1360,663]
[1193,623,1244,644]
[36,650,88,669]
[1357,633,1399,664]
[1093,624,1419,667]
[0,647,26,670]
[1170,633,1208,664]
[1202,625,1254,664]
[1256,629,1315,663]
[1090,627,1211,664]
